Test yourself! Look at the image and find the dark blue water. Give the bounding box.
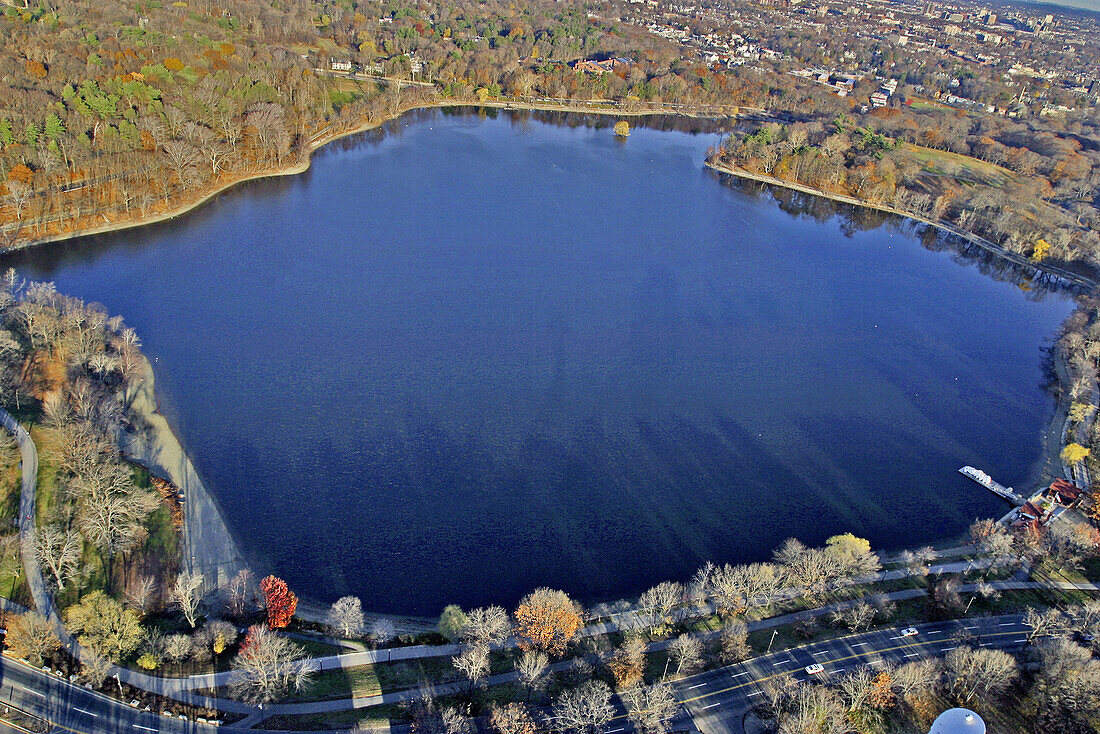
[4,110,1074,615]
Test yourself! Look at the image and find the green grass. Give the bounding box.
[281,663,383,702]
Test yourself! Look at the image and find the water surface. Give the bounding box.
[4,109,1074,615]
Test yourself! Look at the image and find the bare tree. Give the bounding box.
[32,524,81,591]
[81,649,113,688]
[944,646,1018,703]
[452,644,490,690]
[229,625,313,704]
[669,634,703,676]
[553,680,614,734]
[326,596,365,638]
[622,682,678,734]
[369,618,396,646]
[830,601,876,632]
[170,570,206,629]
[164,633,192,664]
[516,649,549,698]
[126,575,157,616]
[776,683,849,734]
[226,569,256,618]
[636,581,683,633]
[441,706,472,734]
[463,605,510,647]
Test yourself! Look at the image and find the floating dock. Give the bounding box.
[959,466,1025,506]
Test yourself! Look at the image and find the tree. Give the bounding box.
[463,605,510,647]
[944,646,1018,703]
[553,680,614,734]
[369,618,397,646]
[514,588,582,656]
[669,634,702,675]
[720,620,751,663]
[824,533,880,578]
[164,633,192,664]
[516,649,549,698]
[452,644,490,689]
[614,121,630,137]
[32,524,81,591]
[260,575,297,629]
[5,611,61,666]
[970,519,1015,566]
[439,604,470,641]
[609,635,647,688]
[636,581,683,634]
[126,575,157,617]
[170,570,206,629]
[490,703,538,734]
[205,620,238,655]
[776,684,849,734]
[1062,443,1090,464]
[622,682,677,734]
[226,569,256,618]
[326,596,365,638]
[230,624,313,704]
[64,591,144,662]
[830,601,877,631]
[1031,637,1100,733]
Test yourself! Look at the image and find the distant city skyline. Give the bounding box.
[1012,0,1100,15]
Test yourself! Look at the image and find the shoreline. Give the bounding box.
[120,356,251,588]
[710,158,1094,505]
[705,159,1098,291]
[4,99,735,253]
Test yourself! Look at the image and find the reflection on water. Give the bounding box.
[0,109,1075,615]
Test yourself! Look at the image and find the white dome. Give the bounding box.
[928,708,986,734]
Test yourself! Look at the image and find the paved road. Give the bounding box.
[670,615,1031,734]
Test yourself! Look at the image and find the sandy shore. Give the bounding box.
[120,357,251,588]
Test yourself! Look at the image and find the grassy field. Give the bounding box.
[900,142,1017,189]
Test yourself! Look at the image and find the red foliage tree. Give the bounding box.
[259,576,297,629]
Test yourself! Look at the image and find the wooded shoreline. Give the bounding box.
[4,99,735,253]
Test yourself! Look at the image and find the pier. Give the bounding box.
[959,466,1026,506]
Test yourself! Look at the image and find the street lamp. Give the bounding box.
[766,630,778,653]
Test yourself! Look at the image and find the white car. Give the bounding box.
[901,627,919,637]
[804,663,824,675]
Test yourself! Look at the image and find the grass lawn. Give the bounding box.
[281,663,383,702]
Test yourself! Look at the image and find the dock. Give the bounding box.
[959,466,1025,505]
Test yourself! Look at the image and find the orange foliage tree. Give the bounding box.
[260,576,297,628]
[513,587,581,657]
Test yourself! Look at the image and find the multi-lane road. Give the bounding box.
[0,615,1032,733]
[669,615,1030,734]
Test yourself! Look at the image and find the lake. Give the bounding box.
[3,108,1075,616]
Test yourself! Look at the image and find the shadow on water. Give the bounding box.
[718,174,1083,301]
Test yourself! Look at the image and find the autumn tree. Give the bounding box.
[1062,443,1090,465]
[490,703,538,734]
[608,635,647,688]
[944,646,1018,703]
[260,575,297,629]
[719,620,751,663]
[4,611,61,666]
[514,587,582,656]
[64,590,144,662]
[636,581,683,634]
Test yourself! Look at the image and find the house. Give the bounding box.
[573,57,634,75]
[330,59,353,72]
[870,90,890,107]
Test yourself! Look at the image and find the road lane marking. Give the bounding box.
[22,689,45,698]
[771,660,791,667]
[927,630,943,635]
[903,653,920,658]
[687,683,707,689]
[998,623,1017,627]
[731,671,749,677]
[134,726,158,732]
[675,629,1025,709]
[702,703,721,709]
[851,642,868,647]
[74,708,98,717]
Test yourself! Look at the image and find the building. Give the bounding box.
[573,57,634,74]
[330,59,353,72]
